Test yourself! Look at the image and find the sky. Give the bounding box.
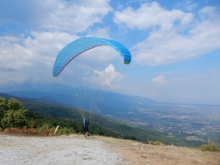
[0,0,220,105]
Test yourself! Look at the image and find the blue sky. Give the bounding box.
[0,0,220,105]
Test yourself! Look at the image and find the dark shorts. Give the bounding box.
[83,126,88,134]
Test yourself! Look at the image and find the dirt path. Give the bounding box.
[0,134,219,165]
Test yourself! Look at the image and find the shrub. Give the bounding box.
[147,140,164,145]
[36,124,51,132]
[56,127,75,135]
[199,144,220,152]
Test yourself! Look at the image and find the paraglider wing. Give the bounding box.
[52,37,131,77]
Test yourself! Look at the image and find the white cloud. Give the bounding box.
[0,0,112,33]
[0,31,77,69]
[114,2,193,30]
[60,63,124,91]
[185,0,197,11]
[92,64,124,90]
[0,31,79,86]
[152,75,166,85]
[86,27,111,39]
[176,0,197,11]
[198,6,217,20]
[114,3,220,66]
[199,6,216,15]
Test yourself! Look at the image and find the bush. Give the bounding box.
[147,140,164,145]
[199,144,220,152]
[37,124,48,132]
[56,127,75,135]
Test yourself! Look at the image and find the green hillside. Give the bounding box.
[22,100,168,142]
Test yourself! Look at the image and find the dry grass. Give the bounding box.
[92,136,220,165]
[2,127,53,136]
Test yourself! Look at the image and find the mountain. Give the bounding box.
[6,90,159,117]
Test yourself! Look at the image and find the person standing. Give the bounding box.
[82,118,90,137]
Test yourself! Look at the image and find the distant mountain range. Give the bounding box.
[5,90,160,118]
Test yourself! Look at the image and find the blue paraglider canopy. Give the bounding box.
[53,37,131,77]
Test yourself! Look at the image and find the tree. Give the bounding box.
[0,97,8,110]
[0,98,7,127]
[1,110,13,128]
[1,109,27,129]
[0,98,28,129]
[13,109,28,128]
[7,98,23,110]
